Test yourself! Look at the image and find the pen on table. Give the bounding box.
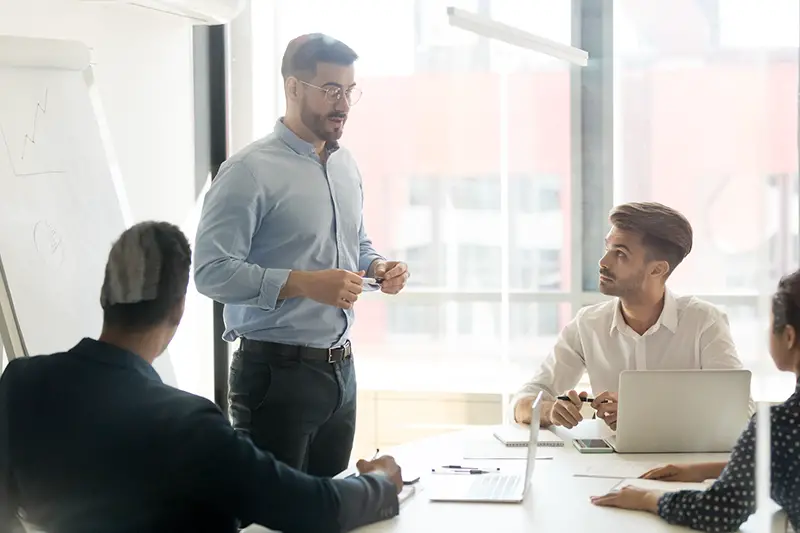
[431,468,496,475]
[439,465,499,471]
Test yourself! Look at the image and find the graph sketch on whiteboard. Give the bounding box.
[33,219,65,269]
[22,89,49,161]
[0,88,66,177]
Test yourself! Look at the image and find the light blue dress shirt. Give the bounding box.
[194,119,384,349]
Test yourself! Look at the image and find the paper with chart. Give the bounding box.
[0,36,173,385]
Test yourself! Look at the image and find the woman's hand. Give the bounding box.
[639,462,725,483]
[590,486,660,513]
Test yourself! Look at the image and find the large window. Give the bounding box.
[614,0,799,390]
[237,0,799,401]
[245,0,573,392]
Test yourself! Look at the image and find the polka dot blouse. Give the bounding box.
[658,379,800,532]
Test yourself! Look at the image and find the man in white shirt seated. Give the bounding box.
[513,202,745,429]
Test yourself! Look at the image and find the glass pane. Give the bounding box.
[511,175,566,291]
[509,302,570,364]
[353,298,503,357]
[714,303,797,401]
[613,3,799,294]
[503,47,572,291]
[355,301,569,358]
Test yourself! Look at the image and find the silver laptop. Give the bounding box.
[428,392,543,503]
[604,369,752,454]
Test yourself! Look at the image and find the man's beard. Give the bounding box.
[599,268,645,298]
[300,102,345,143]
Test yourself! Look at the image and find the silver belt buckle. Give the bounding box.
[327,340,350,363]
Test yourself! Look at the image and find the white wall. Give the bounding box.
[0,0,214,399]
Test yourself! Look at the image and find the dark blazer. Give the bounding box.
[0,338,398,533]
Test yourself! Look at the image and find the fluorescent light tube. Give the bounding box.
[447,6,588,67]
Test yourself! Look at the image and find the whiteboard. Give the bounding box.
[0,35,175,385]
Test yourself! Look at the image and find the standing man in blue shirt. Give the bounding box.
[194,33,409,477]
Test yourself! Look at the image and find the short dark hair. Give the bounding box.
[102,222,191,331]
[280,33,358,81]
[772,270,800,334]
[609,202,693,276]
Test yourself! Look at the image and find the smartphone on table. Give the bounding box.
[573,438,614,454]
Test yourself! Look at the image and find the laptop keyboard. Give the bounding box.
[466,474,522,499]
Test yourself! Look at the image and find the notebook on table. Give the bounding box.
[493,424,564,447]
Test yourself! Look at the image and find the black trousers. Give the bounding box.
[228,343,357,477]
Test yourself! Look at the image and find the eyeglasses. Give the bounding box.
[298,80,363,106]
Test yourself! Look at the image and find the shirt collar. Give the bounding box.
[72,338,162,383]
[610,288,679,336]
[274,118,339,158]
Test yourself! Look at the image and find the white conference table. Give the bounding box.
[356,420,787,533]
[245,420,788,533]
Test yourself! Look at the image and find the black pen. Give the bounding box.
[556,396,612,403]
[440,465,499,471]
[557,395,595,402]
[431,468,495,475]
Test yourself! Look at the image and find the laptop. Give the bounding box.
[604,369,752,454]
[428,392,543,503]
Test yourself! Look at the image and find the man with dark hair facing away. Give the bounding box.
[0,222,403,533]
[512,202,746,430]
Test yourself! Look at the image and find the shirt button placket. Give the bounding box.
[635,338,647,370]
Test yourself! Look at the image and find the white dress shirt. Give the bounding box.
[513,290,745,408]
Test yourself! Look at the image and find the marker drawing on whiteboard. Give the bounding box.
[33,220,65,269]
[21,89,48,161]
[0,88,66,177]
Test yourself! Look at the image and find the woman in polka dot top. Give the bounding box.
[589,269,800,532]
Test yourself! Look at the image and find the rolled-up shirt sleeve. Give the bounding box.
[194,161,289,311]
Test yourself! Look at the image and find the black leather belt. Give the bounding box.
[239,338,352,363]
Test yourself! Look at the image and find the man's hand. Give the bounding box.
[590,486,660,513]
[356,455,403,494]
[640,462,726,483]
[372,261,409,295]
[549,390,587,429]
[592,391,618,430]
[299,269,365,309]
[514,397,535,425]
